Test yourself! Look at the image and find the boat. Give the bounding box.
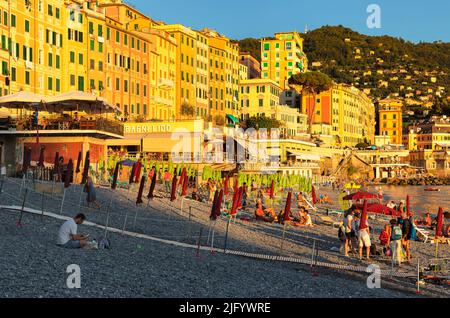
[424,188,440,192]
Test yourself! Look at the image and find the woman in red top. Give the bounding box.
[379,224,391,255]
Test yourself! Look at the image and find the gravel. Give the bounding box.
[0,177,448,298]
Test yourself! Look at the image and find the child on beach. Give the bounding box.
[164,170,171,193]
[84,177,101,209]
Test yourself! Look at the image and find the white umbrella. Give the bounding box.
[0,91,46,107]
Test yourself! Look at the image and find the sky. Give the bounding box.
[126,0,450,43]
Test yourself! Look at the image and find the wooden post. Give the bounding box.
[223,217,231,253]
[104,199,112,238]
[416,258,421,294]
[59,188,66,215]
[17,188,28,227]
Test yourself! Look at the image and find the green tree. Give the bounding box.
[180,103,195,119]
[244,115,283,130]
[288,71,333,133]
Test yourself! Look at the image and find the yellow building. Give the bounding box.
[301,84,375,147]
[201,28,240,124]
[376,98,403,145]
[239,78,307,138]
[403,116,450,150]
[261,32,308,90]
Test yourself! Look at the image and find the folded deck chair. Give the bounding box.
[416,227,431,243]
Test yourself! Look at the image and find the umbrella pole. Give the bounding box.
[223,217,231,253]
[280,222,287,251]
[210,220,216,254]
[416,258,421,294]
[133,206,139,230]
[77,186,84,213]
[104,199,112,238]
[196,227,203,258]
[122,210,129,235]
[17,189,28,228]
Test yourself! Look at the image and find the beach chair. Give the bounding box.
[416,227,432,243]
[317,215,337,227]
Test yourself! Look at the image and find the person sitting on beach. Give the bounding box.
[57,214,88,249]
[84,177,101,209]
[255,199,276,223]
[419,212,432,227]
[191,188,203,202]
[298,209,313,227]
[297,192,305,207]
[386,201,396,210]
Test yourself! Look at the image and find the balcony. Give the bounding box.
[158,78,174,89]
[152,96,174,107]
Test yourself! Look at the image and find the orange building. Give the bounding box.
[376,98,403,145]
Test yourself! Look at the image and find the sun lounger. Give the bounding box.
[416,227,432,243]
[317,215,336,226]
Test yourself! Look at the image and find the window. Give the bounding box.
[70,75,75,86]
[25,20,30,32]
[90,39,95,51]
[70,51,75,63]
[99,42,103,53]
[48,53,53,67]
[11,15,16,27]
[56,78,60,92]
[78,13,83,24]
[116,78,120,90]
[90,59,95,70]
[98,25,103,37]
[89,22,94,34]
[1,61,8,76]
[264,43,270,51]
[259,99,263,107]
[98,61,103,71]
[116,31,120,43]
[11,67,16,81]
[25,71,30,85]
[286,42,292,50]
[56,8,60,19]
[78,76,84,91]
[48,5,53,17]
[47,77,53,90]
[78,53,83,65]
[90,79,95,89]
[56,55,60,69]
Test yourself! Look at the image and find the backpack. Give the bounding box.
[97,237,111,249]
[391,226,402,241]
[338,225,346,242]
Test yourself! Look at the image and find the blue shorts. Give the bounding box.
[59,240,81,249]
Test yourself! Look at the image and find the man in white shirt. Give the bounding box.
[57,214,88,249]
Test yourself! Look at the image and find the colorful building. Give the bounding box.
[239,52,261,79]
[376,98,403,145]
[260,32,308,90]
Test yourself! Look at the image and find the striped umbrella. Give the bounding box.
[147,170,157,199]
[283,192,292,222]
[37,146,45,167]
[75,151,82,173]
[136,176,146,205]
[436,207,444,237]
[170,174,177,202]
[111,162,120,190]
[81,151,90,185]
[209,190,219,220]
[64,159,73,188]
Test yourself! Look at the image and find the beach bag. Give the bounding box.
[98,237,111,249]
[392,226,402,241]
[409,218,417,240]
[338,226,346,242]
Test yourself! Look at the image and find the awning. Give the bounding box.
[288,151,320,161]
[226,114,239,124]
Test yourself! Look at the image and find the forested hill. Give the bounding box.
[237,26,450,109]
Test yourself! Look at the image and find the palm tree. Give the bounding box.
[288,71,333,134]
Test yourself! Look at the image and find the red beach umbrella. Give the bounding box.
[343,191,380,201]
[178,168,186,187]
[111,162,120,190]
[283,192,292,222]
[312,186,317,205]
[38,146,45,167]
[406,195,411,217]
[230,188,240,216]
[210,190,219,220]
[136,176,146,205]
[22,147,31,173]
[129,163,137,185]
[224,176,229,196]
[170,174,177,202]
[237,186,244,208]
[215,189,224,218]
[75,151,82,173]
[64,159,73,188]
[365,203,399,216]
[81,151,90,185]
[269,180,275,200]
[436,207,444,237]
[359,200,368,230]
[234,178,238,194]
[181,174,189,196]
[147,171,157,199]
[134,161,142,183]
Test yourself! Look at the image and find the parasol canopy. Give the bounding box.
[343,191,381,201]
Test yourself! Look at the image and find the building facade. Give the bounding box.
[239,52,261,79]
[376,98,403,145]
[260,32,308,90]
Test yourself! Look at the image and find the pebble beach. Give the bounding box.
[0,177,448,298]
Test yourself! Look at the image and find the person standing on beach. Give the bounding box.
[390,219,403,266]
[164,170,171,193]
[357,214,371,260]
[56,214,88,249]
[158,168,163,184]
[401,212,412,262]
[85,177,100,209]
[343,207,355,257]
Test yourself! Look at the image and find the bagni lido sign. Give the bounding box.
[125,124,174,134]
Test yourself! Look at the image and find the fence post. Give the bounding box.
[121,210,129,235]
[59,187,66,215]
[17,188,28,227]
[187,206,192,242]
[104,199,112,238]
[223,217,231,253]
[416,258,421,294]
[196,227,203,258]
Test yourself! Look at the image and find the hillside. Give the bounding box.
[237,26,450,114]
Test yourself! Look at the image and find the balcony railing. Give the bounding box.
[158,78,174,89]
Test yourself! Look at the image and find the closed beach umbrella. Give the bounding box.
[170,174,177,202]
[237,186,244,208]
[147,171,157,199]
[38,146,45,167]
[65,159,73,188]
[75,151,82,173]
[129,163,137,184]
[312,186,317,205]
[111,162,120,190]
[134,161,142,183]
[230,187,240,216]
[406,195,411,217]
[224,176,229,196]
[210,190,219,220]
[215,189,224,218]
[22,147,31,173]
[436,207,444,237]
[283,192,292,222]
[179,168,186,187]
[181,174,188,196]
[136,176,146,205]
[269,180,275,200]
[234,178,238,193]
[81,151,90,184]
[359,200,368,230]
